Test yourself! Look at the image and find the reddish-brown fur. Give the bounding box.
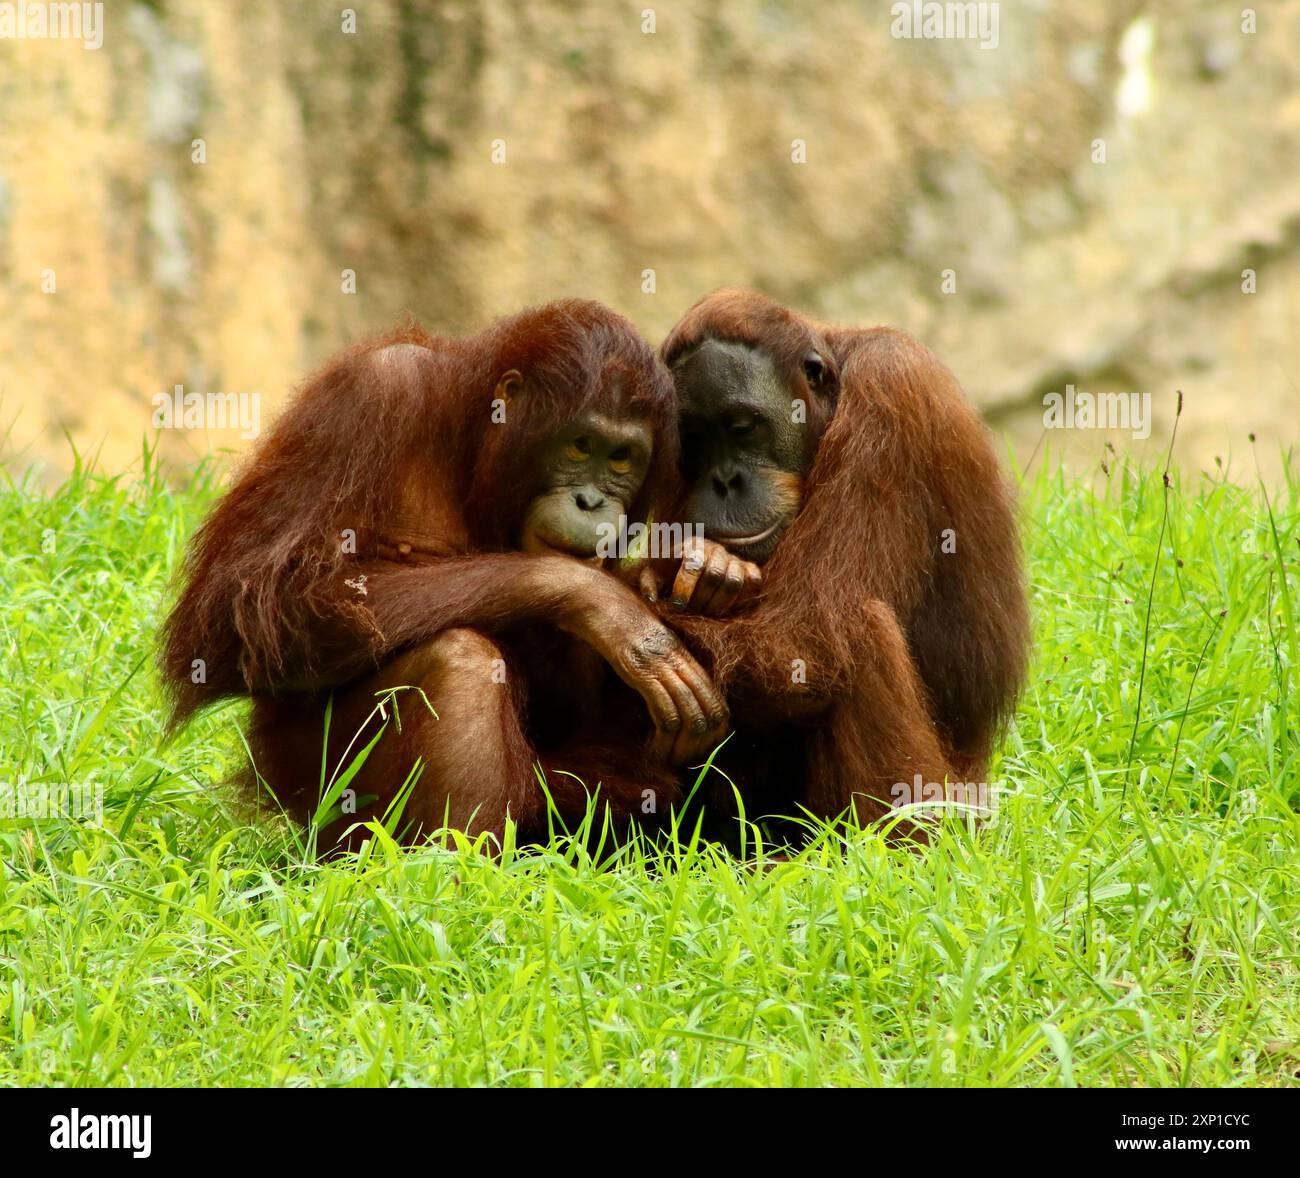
[161,301,685,849]
[661,289,1030,831]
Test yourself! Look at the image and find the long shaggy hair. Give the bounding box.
[661,288,1029,782]
[160,300,679,727]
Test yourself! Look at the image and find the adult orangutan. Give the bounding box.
[659,289,1030,835]
[161,300,732,850]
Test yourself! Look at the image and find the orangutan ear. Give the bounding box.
[494,369,523,403]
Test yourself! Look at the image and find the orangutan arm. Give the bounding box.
[289,553,728,764]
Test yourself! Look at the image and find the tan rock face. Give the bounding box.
[0,1,1296,482]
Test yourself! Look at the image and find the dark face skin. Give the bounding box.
[674,338,826,563]
[521,410,653,558]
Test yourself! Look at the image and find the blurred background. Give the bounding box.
[0,0,1296,482]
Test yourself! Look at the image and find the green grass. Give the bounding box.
[0,442,1297,1087]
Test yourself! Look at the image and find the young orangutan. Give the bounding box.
[656,289,1030,841]
[162,301,744,851]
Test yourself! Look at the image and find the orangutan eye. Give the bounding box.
[608,447,632,474]
[565,438,591,462]
[803,354,826,386]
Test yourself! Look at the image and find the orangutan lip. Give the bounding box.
[528,531,598,558]
[543,539,598,558]
[711,521,781,547]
